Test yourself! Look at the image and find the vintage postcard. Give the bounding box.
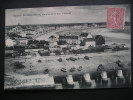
[5,5,131,90]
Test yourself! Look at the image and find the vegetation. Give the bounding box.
[115,60,123,68]
[38,60,42,62]
[97,64,105,72]
[70,67,76,72]
[44,69,49,74]
[61,68,67,72]
[94,35,105,45]
[9,33,21,38]
[14,62,25,69]
[55,50,61,55]
[67,57,77,61]
[38,50,50,56]
[5,46,14,50]
[58,58,63,62]
[27,40,49,49]
[58,40,67,45]
[70,46,104,54]
[84,56,90,60]
[14,45,25,55]
[77,66,83,71]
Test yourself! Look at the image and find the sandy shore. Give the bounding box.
[5,49,131,77]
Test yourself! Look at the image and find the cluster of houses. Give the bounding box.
[5,23,106,57]
[6,32,96,49]
[48,33,96,52]
[6,23,98,47]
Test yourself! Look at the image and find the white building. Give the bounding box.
[59,35,80,45]
[9,24,23,34]
[79,33,88,41]
[87,33,93,38]
[19,31,27,37]
[5,39,16,47]
[80,33,95,47]
[83,38,95,47]
[48,35,60,51]
[15,37,28,46]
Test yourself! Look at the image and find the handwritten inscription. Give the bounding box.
[5,78,53,88]
[13,12,71,17]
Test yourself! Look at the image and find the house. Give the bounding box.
[79,33,88,41]
[5,50,14,57]
[49,35,59,43]
[15,37,28,46]
[80,32,95,47]
[87,33,93,38]
[48,35,60,51]
[9,24,23,34]
[70,45,80,50]
[83,38,95,47]
[26,33,34,38]
[19,31,27,37]
[23,28,36,35]
[49,45,61,51]
[59,35,80,45]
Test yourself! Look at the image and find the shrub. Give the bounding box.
[77,66,83,71]
[14,62,25,69]
[44,69,49,74]
[97,64,104,72]
[38,60,42,62]
[69,57,77,61]
[61,68,67,72]
[58,58,63,62]
[84,56,90,60]
[55,50,61,55]
[70,67,76,72]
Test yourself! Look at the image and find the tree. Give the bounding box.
[95,35,105,45]
[39,40,46,44]
[5,46,14,50]
[14,46,25,54]
[34,40,39,44]
[84,56,90,60]
[9,33,21,38]
[58,40,67,45]
[55,50,61,55]
[28,40,34,45]
[14,62,25,69]
[80,41,85,46]
[97,64,105,72]
[58,58,63,62]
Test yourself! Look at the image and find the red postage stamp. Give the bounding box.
[107,8,125,29]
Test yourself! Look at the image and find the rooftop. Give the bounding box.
[83,38,95,42]
[80,33,88,37]
[15,37,27,40]
[59,35,78,39]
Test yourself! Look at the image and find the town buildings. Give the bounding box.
[6,23,103,53]
[15,37,28,46]
[59,35,80,45]
[5,38,16,47]
[48,35,60,51]
[82,38,95,47]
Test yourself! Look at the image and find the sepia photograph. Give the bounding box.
[4,4,131,90]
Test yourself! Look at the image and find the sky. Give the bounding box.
[5,4,130,26]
